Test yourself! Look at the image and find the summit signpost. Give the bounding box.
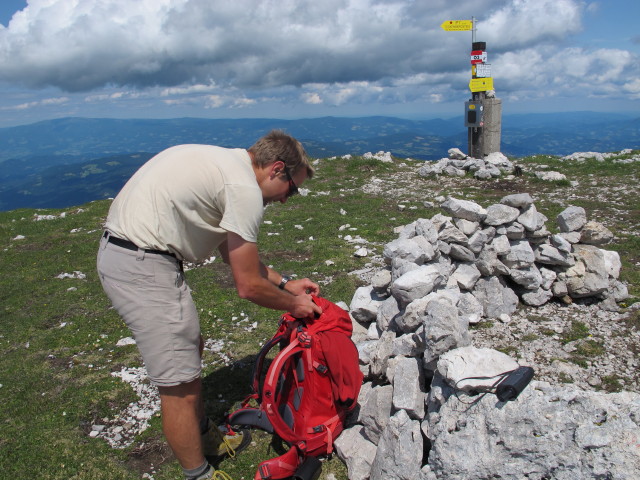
[440,20,473,31]
[441,17,502,158]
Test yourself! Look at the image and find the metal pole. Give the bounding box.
[472,16,476,43]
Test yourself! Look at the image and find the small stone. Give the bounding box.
[354,247,368,257]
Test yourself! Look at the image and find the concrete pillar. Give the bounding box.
[482,97,502,155]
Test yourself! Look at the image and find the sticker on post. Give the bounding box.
[469,77,494,92]
[474,64,491,78]
[470,50,487,64]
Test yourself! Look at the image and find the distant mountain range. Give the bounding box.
[0,113,638,211]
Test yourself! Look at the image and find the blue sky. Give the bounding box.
[0,0,638,128]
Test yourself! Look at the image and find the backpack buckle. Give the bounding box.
[259,464,272,479]
[295,440,307,454]
[297,331,312,348]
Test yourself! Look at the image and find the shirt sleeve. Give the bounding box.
[219,184,264,242]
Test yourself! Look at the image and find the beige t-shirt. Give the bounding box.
[105,144,263,263]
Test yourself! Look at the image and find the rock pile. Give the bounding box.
[561,149,636,162]
[335,194,636,479]
[417,148,515,179]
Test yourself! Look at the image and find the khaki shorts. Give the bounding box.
[97,234,201,387]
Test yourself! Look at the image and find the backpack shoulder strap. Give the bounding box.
[261,337,307,445]
[251,333,286,401]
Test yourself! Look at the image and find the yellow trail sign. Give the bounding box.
[469,77,494,92]
[441,20,473,31]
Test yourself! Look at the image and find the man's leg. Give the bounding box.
[159,377,206,470]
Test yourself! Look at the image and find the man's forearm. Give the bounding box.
[260,262,287,287]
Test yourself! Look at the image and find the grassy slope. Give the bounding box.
[0,151,638,479]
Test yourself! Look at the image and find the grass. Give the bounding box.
[601,375,624,393]
[0,149,638,480]
[568,339,606,369]
[560,321,590,345]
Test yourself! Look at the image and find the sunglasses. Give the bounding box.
[282,164,299,198]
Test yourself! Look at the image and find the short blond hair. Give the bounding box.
[248,130,314,179]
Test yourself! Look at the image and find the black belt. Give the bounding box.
[103,231,178,259]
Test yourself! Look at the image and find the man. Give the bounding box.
[97,130,322,480]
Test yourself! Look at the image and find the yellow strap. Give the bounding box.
[221,436,237,458]
[212,470,233,480]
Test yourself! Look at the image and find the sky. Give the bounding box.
[0,0,638,128]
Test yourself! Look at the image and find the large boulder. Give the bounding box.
[426,381,640,480]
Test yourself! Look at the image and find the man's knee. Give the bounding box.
[159,377,202,402]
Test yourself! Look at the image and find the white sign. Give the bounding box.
[475,64,491,78]
[470,51,488,64]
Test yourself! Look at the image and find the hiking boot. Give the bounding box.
[203,468,233,480]
[192,464,234,480]
[202,422,251,460]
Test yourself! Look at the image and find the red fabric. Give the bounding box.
[317,331,363,409]
[279,295,353,336]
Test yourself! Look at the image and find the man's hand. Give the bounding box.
[290,293,323,319]
[284,278,320,296]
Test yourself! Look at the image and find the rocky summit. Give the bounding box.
[337,163,638,479]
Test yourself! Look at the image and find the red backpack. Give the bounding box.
[227,296,363,480]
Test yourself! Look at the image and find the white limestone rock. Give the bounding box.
[436,345,519,393]
[440,197,487,223]
[334,426,378,480]
[580,221,614,245]
[557,206,587,232]
[500,193,534,209]
[391,265,445,308]
[484,204,520,226]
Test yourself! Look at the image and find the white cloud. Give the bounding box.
[302,92,323,105]
[1,96,69,110]
[204,95,225,109]
[0,0,637,117]
[493,45,640,101]
[160,83,219,97]
[41,96,69,105]
[0,0,586,92]
[480,0,583,50]
[585,1,600,15]
[162,92,257,109]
